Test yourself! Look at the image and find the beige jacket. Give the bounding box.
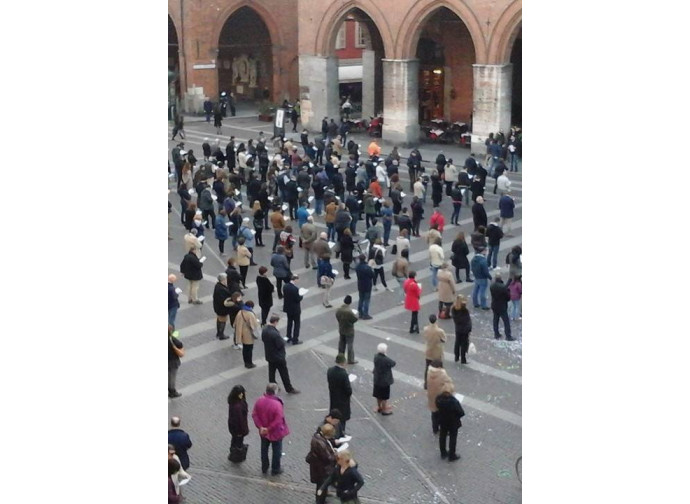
[428,243,445,267]
[423,323,446,361]
[426,366,454,412]
[301,223,318,247]
[234,309,260,345]
[413,180,425,198]
[237,245,252,266]
[436,269,456,303]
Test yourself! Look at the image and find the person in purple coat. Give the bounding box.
[252,383,291,476]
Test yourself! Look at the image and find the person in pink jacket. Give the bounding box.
[429,208,445,234]
[251,383,290,476]
[507,275,522,321]
[404,270,422,334]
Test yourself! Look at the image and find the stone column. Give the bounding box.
[361,50,376,119]
[382,59,419,147]
[471,64,512,154]
[298,55,339,132]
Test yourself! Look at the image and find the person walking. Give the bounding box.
[168,326,185,398]
[436,263,456,319]
[317,450,365,503]
[270,246,291,300]
[261,315,300,393]
[423,314,446,389]
[256,266,275,326]
[355,254,374,320]
[451,295,472,363]
[234,300,260,368]
[308,424,338,504]
[426,360,453,434]
[327,354,353,431]
[486,217,504,270]
[373,343,396,415]
[403,271,422,334]
[490,271,513,340]
[168,274,180,329]
[252,383,291,476]
[335,296,359,364]
[436,386,465,461]
[508,275,522,321]
[227,385,250,463]
[471,248,491,310]
[451,231,472,283]
[179,249,204,305]
[391,248,410,305]
[168,417,193,470]
[282,275,303,344]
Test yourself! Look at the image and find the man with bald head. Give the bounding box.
[168,274,180,329]
[168,417,193,470]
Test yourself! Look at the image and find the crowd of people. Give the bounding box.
[168,118,522,503]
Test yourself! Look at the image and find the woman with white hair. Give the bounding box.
[372,343,396,415]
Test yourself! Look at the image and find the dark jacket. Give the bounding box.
[227,400,249,437]
[435,393,465,429]
[308,431,337,484]
[168,282,180,310]
[282,281,303,315]
[334,209,352,231]
[262,324,286,363]
[355,261,375,293]
[327,365,353,420]
[499,195,515,219]
[339,233,355,263]
[486,223,504,247]
[472,203,488,230]
[335,304,357,337]
[168,428,193,470]
[397,214,412,234]
[320,464,365,500]
[271,253,291,279]
[373,352,396,387]
[256,275,274,308]
[451,238,470,268]
[451,306,472,334]
[213,282,233,316]
[180,252,203,281]
[490,279,510,311]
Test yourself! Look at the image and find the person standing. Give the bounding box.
[212,273,233,341]
[301,216,318,269]
[271,207,287,252]
[282,275,303,344]
[490,271,513,340]
[179,249,204,305]
[335,296,359,365]
[436,387,465,461]
[426,360,453,435]
[404,271,422,334]
[168,274,180,329]
[236,237,252,289]
[471,248,491,310]
[308,424,338,504]
[499,192,516,236]
[355,254,374,320]
[227,385,250,462]
[436,263,456,319]
[450,182,464,225]
[451,295,472,363]
[213,104,223,134]
[373,343,396,415]
[451,231,472,283]
[169,458,182,504]
[444,159,457,196]
[261,315,300,393]
[317,451,365,503]
[317,252,336,308]
[507,245,522,280]
[486,217,504,270]
[472,196,488,231]
[252,383,291,476]
[423,314,446,389]
[391,248,410,305]
[168,326,184,398]
[338,228,355,281]
[234,301,260,368]
[508,275,522,321]
[429,237,445,291]
[325,199,338,241]
[270,246,291,300]
[410,196,424,237]
[380,200,393,246]
[203,98,213,123]
[327,354,353,432]
[370,239,392,292]
[168,417,193,470]
[256,266,275,326]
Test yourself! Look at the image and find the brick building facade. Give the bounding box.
[169,0,521,149]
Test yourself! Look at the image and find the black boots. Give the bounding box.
[217,321,229,340]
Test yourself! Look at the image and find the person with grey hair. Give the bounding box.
[372,343,396,415]
[168,416,193,470]
[490,270,513,340]
[213,273,232,340]
[252,383,291,475]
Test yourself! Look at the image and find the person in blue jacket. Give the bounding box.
[355,254,375,319]
[470,248,492,310]
[215,209,229,256]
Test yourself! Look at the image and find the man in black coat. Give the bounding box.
[490,271,513,340]
[168,417,193,469]
[282,275,303,344]
[180,250,204,304]
[261,315,300,394]
[472,196,488,231]
[435,391,465,461]
[327,354,353,432]
[213,273,233,340]
[397,208,412,236]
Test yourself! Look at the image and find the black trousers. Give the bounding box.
[242,343,254,366]
[493,309,512,338]
[455,331,470,363]
[372,268,387,288]
[240,265,249,287]
[260,304,271,326]
[455,265,472,282]
[439,425,459,457]
[268,360,295,392]
[286,312,301,342]
[230,435,245,450]
[410,311,419,333]
[424,358,431,389]
[412,218,421,236]
[202,209,216,228]
[431,411,440,433]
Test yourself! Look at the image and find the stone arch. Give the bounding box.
[212,1,284,53]
[488,1,522,64]
[397,0,486,62]
[314,0,394,58]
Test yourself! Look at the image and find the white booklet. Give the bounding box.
[197,236,205,242]
[454,393,464,403]
[298,288,309,296]
[308,196,314,203]
[175,288,183,294]
[199,256,207,263]
[328,241,336,248]
[336,443,349,453]
[348,374,357,383]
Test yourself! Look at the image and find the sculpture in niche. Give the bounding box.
[232,54,250,84]
[248,57,257,88]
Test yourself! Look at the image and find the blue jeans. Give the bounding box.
[472,278,489,308]
[430,266,440,289]
[327,223,335,241]
[451,203,461,223]
[315,198,324,216]
[487,245,500,269]
[358,290,371,317]
[350,217,358,235]
[383,222,392,245]
[260,437,283,474]
[510,153,519,172]
[396,277,405,303]
[510,299,521,320]
[168,306,178,329]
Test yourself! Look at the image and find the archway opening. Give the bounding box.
[510,26,522,127]
[329,8,385,120]
[217,7,273,102]
[168,16,180,104]
[414,7,476,129]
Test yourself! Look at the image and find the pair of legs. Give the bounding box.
[438,301,452,319]
[275,276,288,299]
[242,344,254,367]
[472,279,489,308]
[321,283,332,307]
[412,218,421,236]
[430,266,440,289]
[187,279,200,303]
[168,307,178,329]
[260,304,272,326]
[268,360,296,392]
[286,313,301,343]
[493,309,512,339]
[372,268,388,289]
[510,299,521,320]
[168,365,180,396]
[217,314,229,340]
[254,226,264,245]
[338,333,356,364]
[409,310,419,333]
[202,209,216,228]
[218,239,226,255]
[455,331,470,363]
[357,290,371,318]
[487,245,500,269]
[451,203,461,225]
[303,247,316,269]
[455,265,472,283]
[260,437,283,474]
[374,386,392,414]
[239,265,249,287]
[439,426,459,460]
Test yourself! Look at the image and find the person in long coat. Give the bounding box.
[451,231,472,283]
[403,271,422,334]
[234,301,260,368]
[308,424,338,504]
[372,343,396,415]
[472,196,488,231]
[227,385,249,461]
[426,360,454,434]
[338,228,355,279]
[327,354,353,431]
[436,263,456,319]
[451,295,472,364]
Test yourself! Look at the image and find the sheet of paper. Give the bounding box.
[348,374,357,383]
[336,443,349,453]
[401,192,407,198]
[189,189,195,194]
[268,196,274,201]
[351,309,358,317]
[298,288,309,296]
[307,209,315,215]
[175,288,183,294]
[282,204,289,211]
[197,236,205,242]
[225,222,232,226]
[199,256,207,263]
[308,196,314,203]
[328,241,336,248]
[235,190,240,196]
[250,229,256,235]
[337,435,353,444]
[195,209,202,215]
[212,195,218,200]
[454,393,464,403]
[179,477,191,486]
[332,270,338,276]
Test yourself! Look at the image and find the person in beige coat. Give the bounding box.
[234,300,260,368]
[423,314,446,389]
[300,216,318,269]
[426,361,454,434]
[236,237,252,288]
[436,263,456,319]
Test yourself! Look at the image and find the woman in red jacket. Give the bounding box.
[429,208,445,234]
[403,270,422,334]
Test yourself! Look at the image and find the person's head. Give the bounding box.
[245,300,255,309]
[440,262,448,270]
[320,232,328,240]
[269,314,280,325]
[476,196,484,204]
[265,382,279,395]
[252,200,261,212]
[227,384,246,404]
[335,353,346,365]
[285,225,293,234]
[343,295,352,305]
[168,444,176,459]
[170,416,181,428]
[429,314,437,324]
[430,359,443,368]
[358,254,366,263]
[401,207,408,214]
[307,216,314,223]
[290,274,299,283]
[343,228,352,237]
[477,225,486,235]
[401,248,409,259]
[408,270,417,279]
[190,227,198,236]
[377,342,388,354]
[237,236,246,246]
[169,457,181,476]
[227,257,237,268]
[493,216,500,224]
[434,237,442,246]
[231,291,242,303]
[259,266,268,276]
[456,231,466,242]
[276,245,285,255]
[453,294,467,310]
[168,274,177,283]
[494,270,502,280]
[512,245,522,256]
[217,273,228,285]
[320,423,336,439]
[337,450,353,466]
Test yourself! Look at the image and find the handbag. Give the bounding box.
[170,338,185,358]
[391,244,397,255]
